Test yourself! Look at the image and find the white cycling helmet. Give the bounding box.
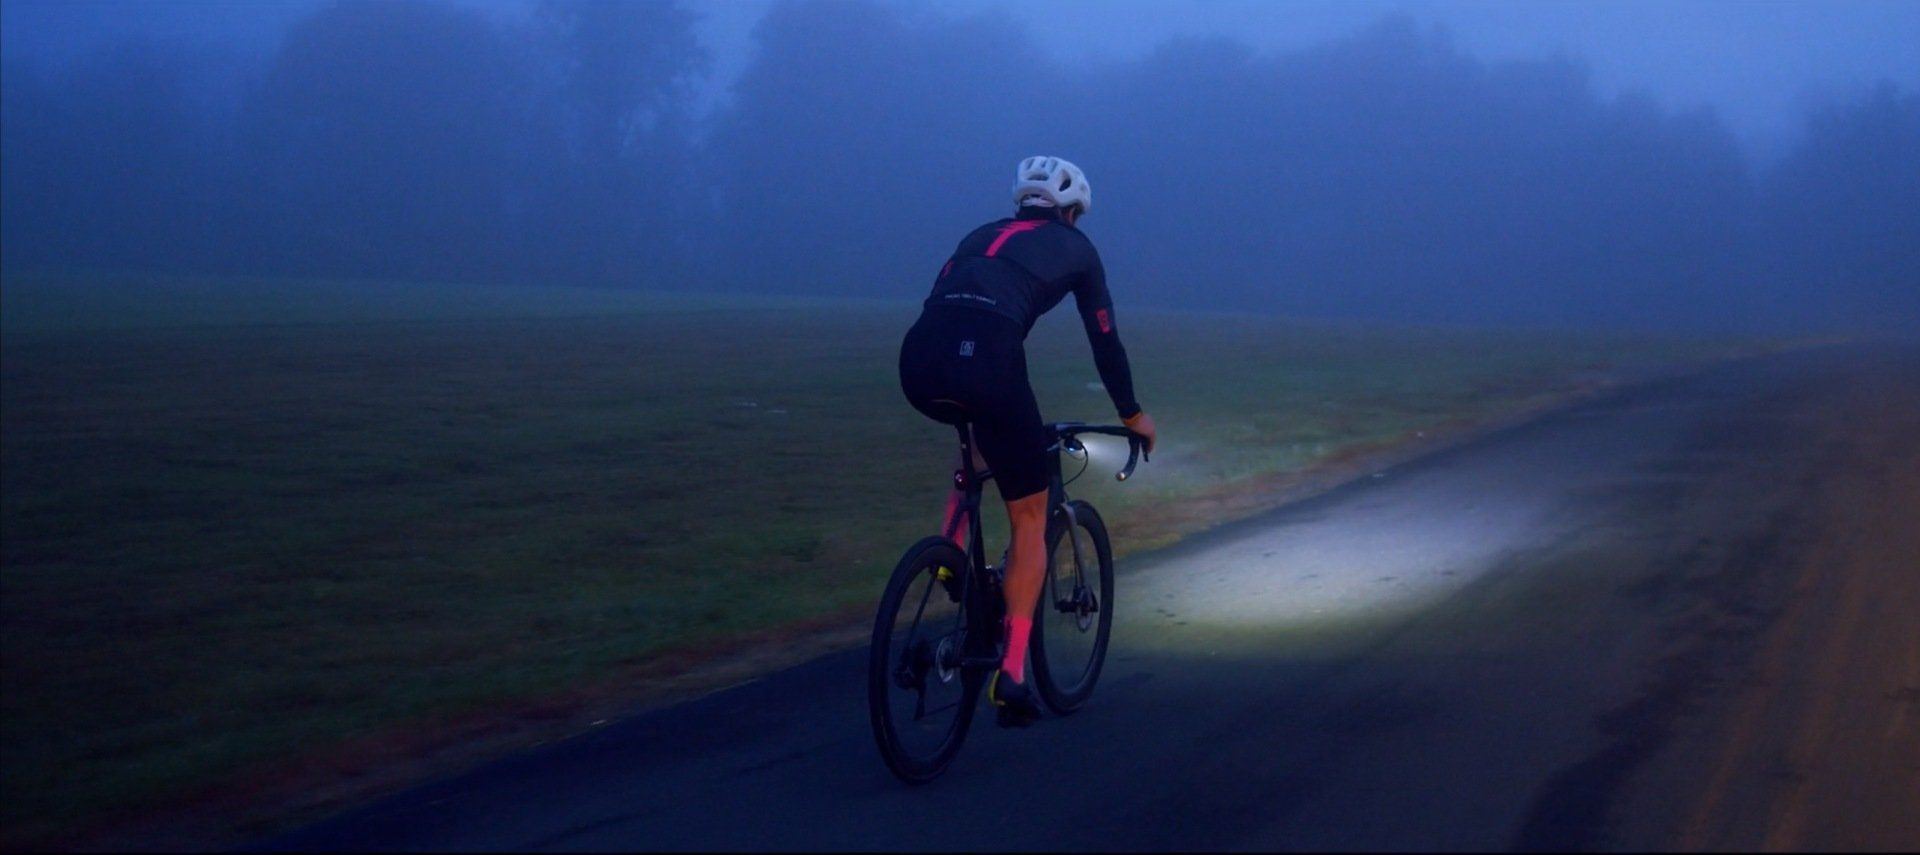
[1011,155,1091,215]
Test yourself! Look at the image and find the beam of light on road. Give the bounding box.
[1120,467,1561,654]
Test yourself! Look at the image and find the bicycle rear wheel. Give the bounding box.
[868,536,981,783]
[1030,500,1115,714]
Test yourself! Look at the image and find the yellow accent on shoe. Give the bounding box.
[988,670,1004,706]
[935,566,954,582]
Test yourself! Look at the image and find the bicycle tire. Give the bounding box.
[1030,500,1115,714]
[868,536,981,783]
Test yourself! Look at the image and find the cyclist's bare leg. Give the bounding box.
[998,490,1049,683]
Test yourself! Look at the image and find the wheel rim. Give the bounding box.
[1039,525,1101,693]
[880,561,969,761]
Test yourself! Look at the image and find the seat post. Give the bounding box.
[954,422,977,491]
[944,422,978,549]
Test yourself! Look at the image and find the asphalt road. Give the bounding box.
[259,344,1920,852]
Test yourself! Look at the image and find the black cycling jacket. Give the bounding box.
[921,205,1141,419]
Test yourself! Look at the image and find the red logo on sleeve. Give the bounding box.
[1096,309,1112,333]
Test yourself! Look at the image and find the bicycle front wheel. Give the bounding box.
[1030,500,1115,714]
[868,536,980,783]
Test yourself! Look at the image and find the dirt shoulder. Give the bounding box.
[1602,345,1920,851]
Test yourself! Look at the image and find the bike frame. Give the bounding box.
[936,421,1144,672]
[940,425,1003,671]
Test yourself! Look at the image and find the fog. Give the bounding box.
[3,0,1916,333]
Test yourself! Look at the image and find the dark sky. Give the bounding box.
[6,0,1918,159]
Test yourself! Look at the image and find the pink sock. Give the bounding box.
[1001,616,1033,683]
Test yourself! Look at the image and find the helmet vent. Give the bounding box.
[1010,155,1090,215]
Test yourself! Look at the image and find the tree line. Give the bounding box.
[2,0,1915,332]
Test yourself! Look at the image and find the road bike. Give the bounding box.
[867,419,1146,783]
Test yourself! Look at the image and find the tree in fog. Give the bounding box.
[1073,19,1763,329]
[707,0,1040,292]
[1761,83,1920,332]
[532,0,708,284]
[2,0,1913,332]
[712,7,1759,328]
[242,0,527,280]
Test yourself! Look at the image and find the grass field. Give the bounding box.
[0,273,1770,845]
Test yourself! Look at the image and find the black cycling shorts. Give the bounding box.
[899,307,1050,502]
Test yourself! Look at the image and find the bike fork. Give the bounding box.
[1057,501,1088,607]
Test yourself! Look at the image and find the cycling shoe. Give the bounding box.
[988,670,1041,728]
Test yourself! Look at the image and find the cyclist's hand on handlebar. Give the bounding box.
[1123,410,1157,456]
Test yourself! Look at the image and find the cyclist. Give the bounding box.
[898,155,1156,727]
